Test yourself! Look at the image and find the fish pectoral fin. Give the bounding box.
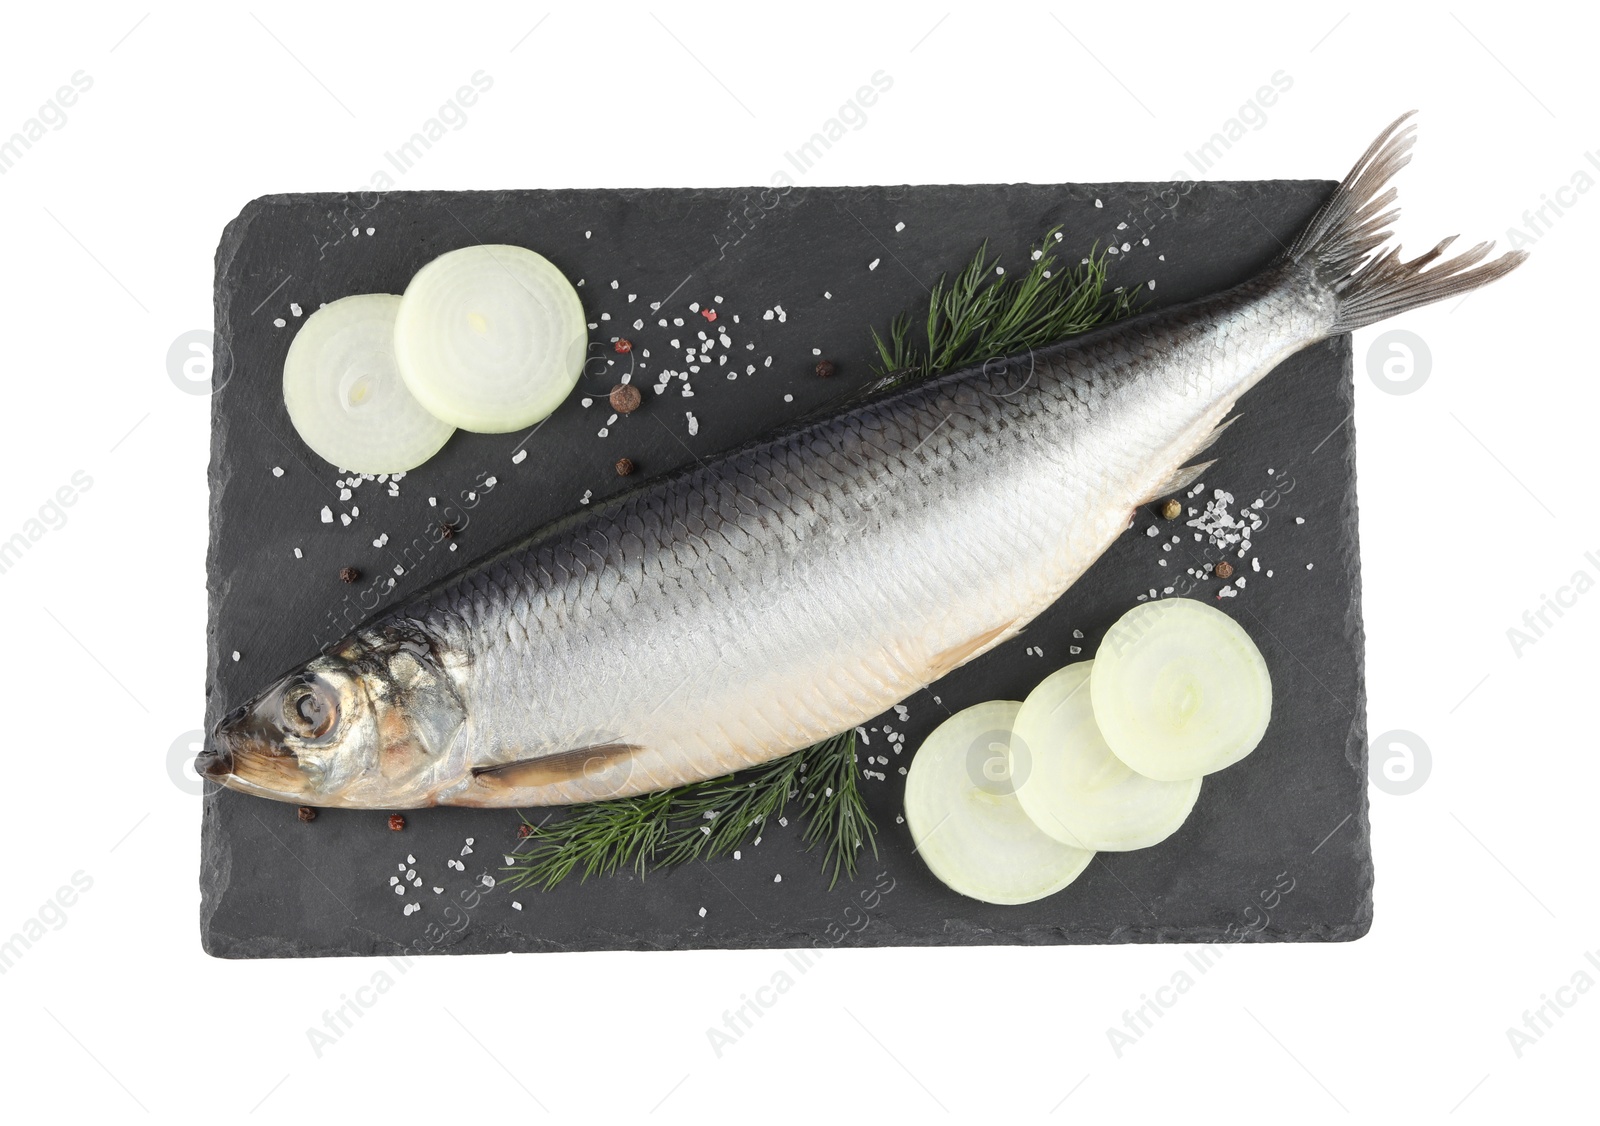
[925,622,1020,681]
[1140,458,1216,506]
[472,742,645,790]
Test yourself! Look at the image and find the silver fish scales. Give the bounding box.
[202,114,1523,809]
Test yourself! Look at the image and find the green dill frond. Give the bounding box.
[503,226,1133,895]
[871,227,1137,387]
[502,733,873,893]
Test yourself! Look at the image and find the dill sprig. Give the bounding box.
[872,227,1135,386]
[504,732,874,892]
[503,226,1135,895]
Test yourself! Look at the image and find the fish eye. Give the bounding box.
[281,678,339,740]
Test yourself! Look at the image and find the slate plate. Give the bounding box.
[203,180,1371,958]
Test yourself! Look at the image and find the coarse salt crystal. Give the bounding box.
[868,258,880,270]
[512,449,527,465]
[698,907,707,917]
[272,466,284,477]
[319,506,333,523]
[231,650,240,662]
[293,547,302,559]
[512,902,522,911]
[774,874,782,883]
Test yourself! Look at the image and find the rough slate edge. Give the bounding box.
[202,182,1371,958]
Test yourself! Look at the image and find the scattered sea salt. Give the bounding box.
[698,907,707,917]
[686,412,699,436]
[512,449,527,465]
[1295,516,1306,525]
[273,317,286,327]
[319,506,332,523]
[512,902,522,911]
[272,466,283,477]
[868,258,880,271]
[774,874,782,883]
[231,650,240,662]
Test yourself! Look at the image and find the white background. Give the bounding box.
[0,3,1593,1122]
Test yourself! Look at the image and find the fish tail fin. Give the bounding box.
[1287,111,1527,333]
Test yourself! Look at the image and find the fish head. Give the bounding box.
[199,626,468,808]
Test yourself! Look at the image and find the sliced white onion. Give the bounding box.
[904,700,1094,905]
[1012,661,1201,851]
[282,293,454,473]
[393,244,587,433]
[1091,598,1273,781]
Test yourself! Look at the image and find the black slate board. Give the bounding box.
[203,180,1371,958]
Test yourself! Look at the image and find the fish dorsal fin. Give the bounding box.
[472,742,643,789]
[1140,459,1216,507]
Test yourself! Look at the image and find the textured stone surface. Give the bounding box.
[203,180,1371,958]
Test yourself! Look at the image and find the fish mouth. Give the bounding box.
[196,744,233,780]
[200,706,316,798]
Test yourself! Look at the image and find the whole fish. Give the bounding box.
[201,114,1523,809]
